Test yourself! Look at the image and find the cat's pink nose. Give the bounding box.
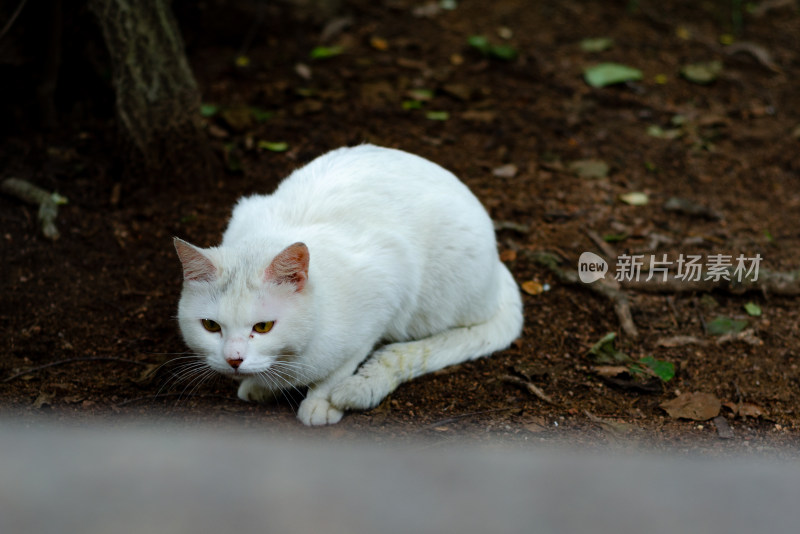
[226,358,243,369]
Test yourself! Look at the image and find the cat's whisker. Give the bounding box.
[178,367,217,401]
[156,360,209,397]
[258,370,299,414]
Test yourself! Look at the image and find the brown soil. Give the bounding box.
[2,0,800,454]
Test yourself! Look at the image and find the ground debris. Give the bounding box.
[661,392,721,421]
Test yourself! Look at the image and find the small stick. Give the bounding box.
[503,374,555,404]
[584,228,617,259]
[1,177,67,240]
[527,251,639,338]
[4,357,150,383]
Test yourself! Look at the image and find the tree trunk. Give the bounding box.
[89,0,217,183]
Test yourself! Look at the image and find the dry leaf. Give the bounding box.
[661,392,721,421]
[492,163,518,178]
[656,335,707,347]
[499,249,517,262]
[521,281,544,295]
[593,365,630,378]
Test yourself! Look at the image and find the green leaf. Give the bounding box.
[489,45,518,60]
[467,35,517,60]
[310,46,344,59]
[588,332,632,364]
[603,232,628,243]
[258,141,289,152]
[580,37,614,52]
[681,61,723,84]
[638,355,675,382]
[467,35,491,53]
[707,315,748,335]
[425,111,450,121]
[250,108,274,123]
[584,63,643,88]
[50,192,68,205]
[744,302,762,317]
[200,104,219,117]
[402,100,424,110]
[407,88,434,101]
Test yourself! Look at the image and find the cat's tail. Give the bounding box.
[330,264,524,411]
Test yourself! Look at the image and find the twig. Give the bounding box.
[527,251,639,338]
[0,0,29,42]
[584,228,617,259]
[503,374,555,404]
[3,357,150,383]
[1,177,67,240]
[621,269,800,296]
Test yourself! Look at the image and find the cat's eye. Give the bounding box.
[253,321,274,334]
[201,319,222,333]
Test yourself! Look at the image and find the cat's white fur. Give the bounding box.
[175,145,523,425]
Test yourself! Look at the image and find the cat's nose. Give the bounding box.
[226,358,244,369]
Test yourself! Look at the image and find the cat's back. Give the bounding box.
[225,144,488,242]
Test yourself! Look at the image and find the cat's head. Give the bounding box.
[174,238,315,386]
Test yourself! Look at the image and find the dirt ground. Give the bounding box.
[2,0,800,455]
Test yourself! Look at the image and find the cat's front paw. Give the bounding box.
[237,378,276,403]
[330,374,392,411]
[297,396,344,426]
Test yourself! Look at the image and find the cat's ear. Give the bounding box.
[174,237,217,282]
[265,242,309,292]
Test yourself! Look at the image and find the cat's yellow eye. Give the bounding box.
[201,319,221,333]
[253,321,274,334]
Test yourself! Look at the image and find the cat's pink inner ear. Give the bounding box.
[266,242,309,292]
[174,238,217,282]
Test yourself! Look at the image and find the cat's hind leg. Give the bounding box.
[331,265,523,411]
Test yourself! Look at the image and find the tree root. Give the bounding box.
[525,250,800,338]
[526,251,639,339]
[1,177,67,240]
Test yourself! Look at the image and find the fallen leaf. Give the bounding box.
[310,45,344,60]
[662,197,721,220]
[744,302,762,317]
[739,402,765,418]
[681,61,723,84]
[220,106,254,132]
[707,315,748,336]
[569,159,609,178]
[492,163,518,178]
[656,335,707,347]
[593,365,630,377]
[499,249,517,262]
[461,110,497,122]
[33,390,55,409]
[425,111,450,121]
[588,332,630,364]
[580,37,614,52]
[521,280,544,295]
[619,192,649,206]
[583,63,643,88]
[661,392,721,421]
[258,141,289,152]
[200,104,219,117]
[294,63,312,80]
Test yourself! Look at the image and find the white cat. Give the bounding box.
[174,145,523,425]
